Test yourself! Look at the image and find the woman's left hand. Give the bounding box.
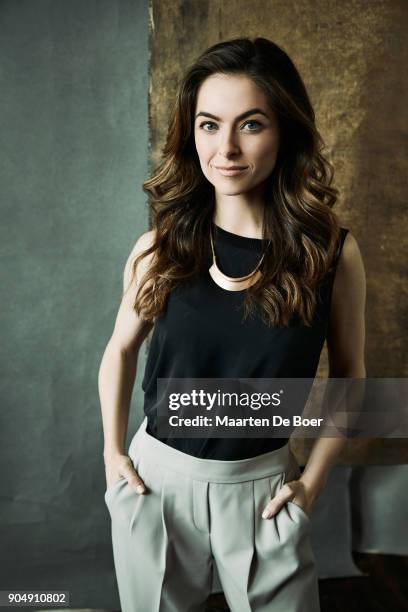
[261,478,318,520]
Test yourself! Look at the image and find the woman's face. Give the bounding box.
[194,73,280,196]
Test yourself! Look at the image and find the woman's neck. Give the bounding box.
[212,212,265,240]
[213,187,266,239]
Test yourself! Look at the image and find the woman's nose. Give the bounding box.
[217,128,241,157]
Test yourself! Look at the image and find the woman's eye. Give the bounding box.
[242,120,262,131]
[199,121,217,132]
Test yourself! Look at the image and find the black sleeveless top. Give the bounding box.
[141,222,349,459]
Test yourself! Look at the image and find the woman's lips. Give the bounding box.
[214,166,249,177]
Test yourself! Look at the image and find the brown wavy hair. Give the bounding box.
[127,37,342,327]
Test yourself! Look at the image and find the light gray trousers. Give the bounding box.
[104,417,320,612]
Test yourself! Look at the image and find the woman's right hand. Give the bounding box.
[105,454,146,495]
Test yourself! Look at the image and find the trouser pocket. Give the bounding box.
[281,451,311,526]
[105,450,152,529]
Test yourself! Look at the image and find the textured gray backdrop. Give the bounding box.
[1,0,149,608]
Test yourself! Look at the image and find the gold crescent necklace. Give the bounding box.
[209,223,271,291]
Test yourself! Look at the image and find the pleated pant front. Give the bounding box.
[104,417,320,612]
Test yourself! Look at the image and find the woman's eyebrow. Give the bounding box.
[195,107,269,121]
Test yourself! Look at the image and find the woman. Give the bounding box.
[99,37,366,612]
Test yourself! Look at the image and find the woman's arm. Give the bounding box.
[262,231,367,519]
[298,231,367,505]
[98,229,155,490]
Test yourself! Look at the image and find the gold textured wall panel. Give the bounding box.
[148,0,407,464]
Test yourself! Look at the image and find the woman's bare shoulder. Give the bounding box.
[124,228,157,291]
[107,230,157,355]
